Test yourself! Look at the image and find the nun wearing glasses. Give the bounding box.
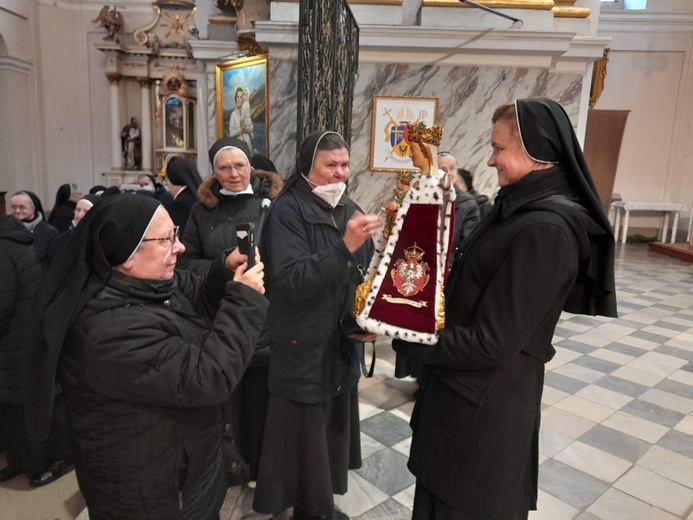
[24,194,267,519]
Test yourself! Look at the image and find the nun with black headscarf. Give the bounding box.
[47,183,82,233]
[252,131,381,520]
[23,194,268,520]
[393,98,617,520]
[163,156,203,233]
[10,190,59,266]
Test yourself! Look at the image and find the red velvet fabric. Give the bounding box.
[368,204,441,334]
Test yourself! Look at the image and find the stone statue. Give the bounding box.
[93,5,124,42]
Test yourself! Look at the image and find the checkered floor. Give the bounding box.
[13,244,690,520]
[250,244,693,520]
[226,243,693,520]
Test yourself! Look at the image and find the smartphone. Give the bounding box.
[235,222,255,268]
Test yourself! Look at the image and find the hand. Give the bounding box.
[234,261,265,295]
[224,247,245,271]
[343,212,382,254]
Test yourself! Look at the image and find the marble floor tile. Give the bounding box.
[674,414,693,436]
[578,424,652,463]
[334,471,389,518]
[539,427,575,458]
[593,374,650,398]
[586,488,680,520]
[601,411,670,444]
[639,388,693,415]
[611,365,665,387]
[544,372,590,394]
[553,395,617,423]
[360,411,412,447]
[620,399,686,429]
[637,445,693,489]
[617,334,662,351]
[360,432,387,460]
[542,385,571,406]
[586,347,635,366]
[640,351,689,369]
[555,339,599,355]
[670,368,693,387]
[358,380,414,411]
[641,324,684,338]
[570,355,622,375]
[353,498,411,520]
[552,363,606,384]
[529,489,581,520]
[553,441,632,483]
[538,459,611,510]
[541,407,597,439]
[655,344,693,360]
[355,448,415,497]
[392,484,415,510]
[613,465,693,517]
[656,429,693,459]
[390,437,411,458]
[574,384,633,410]
[603,341,649,358]
[552,346,585,362]
[567,333,613,349]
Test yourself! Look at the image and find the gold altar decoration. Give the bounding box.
[552,0,591,18]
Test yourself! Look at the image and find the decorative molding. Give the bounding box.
[0,56,32,75]
[422,0,554,9]
[137,77,152,87]
[106,72,122,84]
[598,11,693,33]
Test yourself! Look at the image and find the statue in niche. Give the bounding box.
[93,5,125,42]
[121,117,142,170]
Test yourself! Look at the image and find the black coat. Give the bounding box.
[47,200,76,234]
[0,218,42,404]
[397,168,605,518]
[165,187,197,234]
[29,218,59,266]
[59,263,268,519]
[262,179,374,404]
[180,171,283,276]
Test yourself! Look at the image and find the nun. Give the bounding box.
[252,130,381,520]
[10,190,59,265]
[163,156,203,233]
[393,98,617,520]
[24,194,267,519]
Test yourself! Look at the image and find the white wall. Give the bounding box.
[596,8,693,237]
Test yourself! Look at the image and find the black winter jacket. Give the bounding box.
[180,171,283,276]
[59,264,268,519]
[262,179,374,404]
[165,187,197,234]
[0,218,42,404]
[398,167,607,518]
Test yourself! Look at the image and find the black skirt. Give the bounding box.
[413,484,529,520]
[252,386,362,517]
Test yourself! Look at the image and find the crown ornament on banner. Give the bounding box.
[405,121,443,146]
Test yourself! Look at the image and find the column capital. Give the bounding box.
[106,73,122,85]
[137,77,152,88]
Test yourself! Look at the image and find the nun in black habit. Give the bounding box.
[23,194,268,519]
[252,131,381,520]
[393,98,617,520]
[163,156,202,233]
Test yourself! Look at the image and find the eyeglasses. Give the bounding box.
[217,163,248,174]
[141,226,180,251]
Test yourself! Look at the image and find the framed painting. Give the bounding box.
[370,95,439,172]
[216,54,269,156]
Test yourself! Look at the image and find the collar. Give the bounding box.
[496,166,573,219]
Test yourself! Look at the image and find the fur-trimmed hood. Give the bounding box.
[197,170,284,210]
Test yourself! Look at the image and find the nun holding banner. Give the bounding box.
[355,121,456,345]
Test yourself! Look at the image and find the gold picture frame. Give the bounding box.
[215,54,269,156]
[370,95,439,172]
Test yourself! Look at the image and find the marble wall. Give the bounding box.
[266,57,584,215]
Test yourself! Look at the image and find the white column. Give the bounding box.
[139,77,153,172]
[107,73,122,170]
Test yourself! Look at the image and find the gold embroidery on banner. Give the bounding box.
[354,280,372,317]
[391,243,430,297]
[437,286,445,330]
[381,295,429,308]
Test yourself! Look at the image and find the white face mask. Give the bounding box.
[312,182,346,208]
[141,185,155,192]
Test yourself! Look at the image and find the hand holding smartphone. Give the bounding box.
[235,222,255,268]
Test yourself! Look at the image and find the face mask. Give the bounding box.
[312,182,346,208]
[219,186,254,196]
[141,185,154,192]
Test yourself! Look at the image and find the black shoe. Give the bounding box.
[0,466,20,483]
[28,459,74,487]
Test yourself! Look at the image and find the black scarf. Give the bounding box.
[514,98,616,317]
[24,194,162,446]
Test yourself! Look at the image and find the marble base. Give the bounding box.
[270,1,405,26]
